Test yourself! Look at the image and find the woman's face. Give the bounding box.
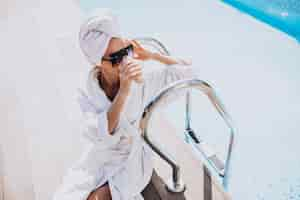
[101,37,131,73]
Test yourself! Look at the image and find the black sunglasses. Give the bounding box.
[102,44,134,66]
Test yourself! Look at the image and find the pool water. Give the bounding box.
[223,0,300,41]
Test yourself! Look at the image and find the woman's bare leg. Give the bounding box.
[87,184,112,200]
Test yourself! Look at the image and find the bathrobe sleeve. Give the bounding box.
[76,70,123,148]
[77,94,122,147]
[143,63,198,107]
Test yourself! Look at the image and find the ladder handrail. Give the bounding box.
[139,79,235,190]
[135,37,235,190]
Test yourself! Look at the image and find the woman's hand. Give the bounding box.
[118,58,143,94]
[130,40,153,61]
[130,39,192,66]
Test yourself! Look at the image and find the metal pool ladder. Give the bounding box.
[135,37,235,195]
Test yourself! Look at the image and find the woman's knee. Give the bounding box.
[87,184,112,200]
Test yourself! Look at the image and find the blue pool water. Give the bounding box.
[223,0,300,41]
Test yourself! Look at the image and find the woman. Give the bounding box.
[52,8,197,200]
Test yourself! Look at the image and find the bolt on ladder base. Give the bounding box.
[165,177,186,193]
[142,170,186,200]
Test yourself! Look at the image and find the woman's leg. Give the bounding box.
[87,182,112,200]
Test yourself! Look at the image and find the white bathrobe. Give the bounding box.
[52,63,197,200]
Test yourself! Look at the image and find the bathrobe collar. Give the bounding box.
[86,68,112,111]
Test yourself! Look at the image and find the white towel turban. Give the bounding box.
[78,8,122,66]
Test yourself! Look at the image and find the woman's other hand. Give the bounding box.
[129,39,192,66]
[130,40,153,61]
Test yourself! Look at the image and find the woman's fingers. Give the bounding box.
[119,58,143,86]
[119,59,133,73]
[130,40,143,58]
[129,39,138,48]
[129,73,142,81]
[123,62,141,76]
[127,65,141,75]
[128,69,142,77]
[121,65,138,78]
[131,40,142,49]
[126,67,142,80]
